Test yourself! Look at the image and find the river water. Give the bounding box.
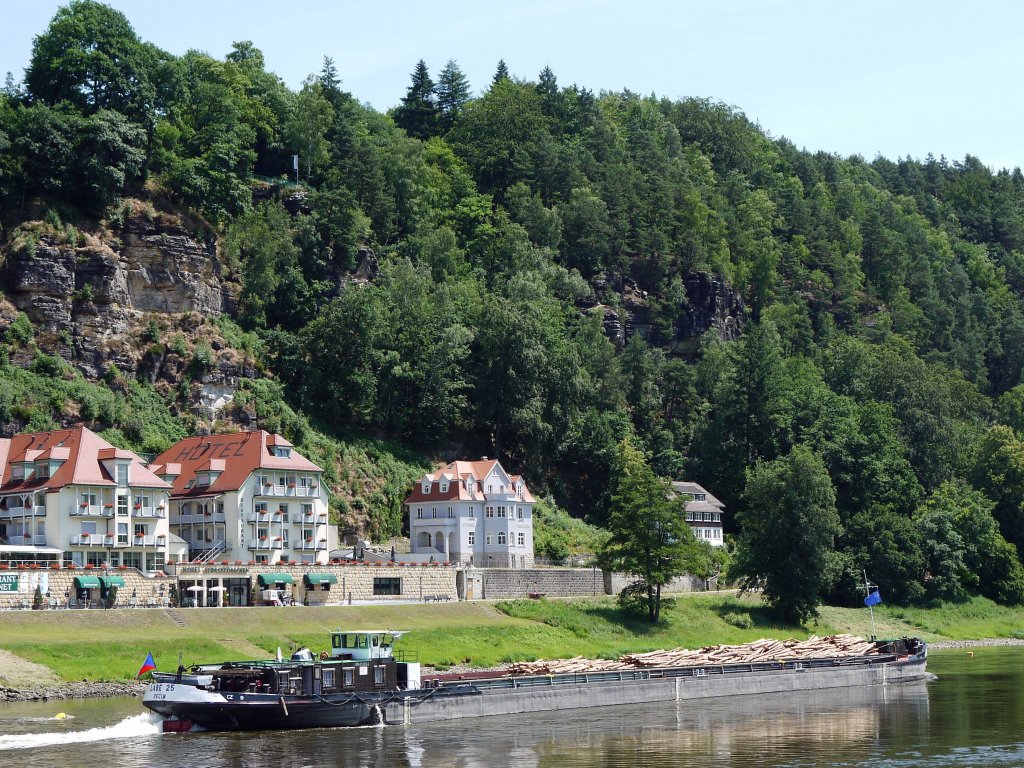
[0,648,1020,767]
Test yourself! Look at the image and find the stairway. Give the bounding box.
[165,609,187,627]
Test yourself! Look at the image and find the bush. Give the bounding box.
[5,312,34,346]
[723,611,753,629]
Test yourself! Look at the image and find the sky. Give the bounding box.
[3,0,1024,171]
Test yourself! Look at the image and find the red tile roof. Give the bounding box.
[0,426,170,493]
[404,458,535,505]
[152,431,322,498]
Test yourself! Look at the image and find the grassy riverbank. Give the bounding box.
[0,594,1022,686]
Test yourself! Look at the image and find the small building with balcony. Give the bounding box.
[0,427,174,572]
[152,431,335,565]
[404,458,535,568]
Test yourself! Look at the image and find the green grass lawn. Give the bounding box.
[1,594,1021,683]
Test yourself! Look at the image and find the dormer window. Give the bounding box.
[422,482,430,494]
[694,493,705,501]
[440,482,448,493]
[36,464,50,479]
[275,447,291,458]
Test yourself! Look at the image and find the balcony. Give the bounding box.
[295,540,328,551]
[292,512,329,525]
[70,533,109,546]
[248,512,287,524]
[133,507,166,519]
[70,505,114,518]
[33,505,46,516]
[171,512,226,525]
[256,484,319,498]
[249,540,285,551]
[131,535,167,548]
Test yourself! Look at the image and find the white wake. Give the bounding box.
[0,711,164,751]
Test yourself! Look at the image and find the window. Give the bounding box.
[422,482,430,493]
[374,666,386,685]
[323,669,336,688]
[713,513,720,522]
[81,521,97,535]
[278,503,289,515]
[373,577,401,596]
[468,531,475,546]
[447,507,454,518]
[714,529,721,539]
[486,534,494,545]
[468,506,475,517]
[134,523,148,537]
[343,668,354,687]
[485,507,494,518]
[518,532,525,546]
[416,508,424,519]
[517,507,523,519]
[440,483,448,493]
[134,494,151,510]
[431,507,438,518]
[275,446,291,458]
[36,464,50,479]
[497,532,506,545]
[497,507,506,518]
[117,496,129,517]
[117,522,128,545]
[685,511,693,521]
[80,492,97,508]
[695,493,706,501]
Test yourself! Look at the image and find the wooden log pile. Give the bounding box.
[504,634,878,676]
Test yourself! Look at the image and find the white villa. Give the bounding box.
[405,458,535,568]
[151,431,337,566]
[0,427,177,572]
[670,481,725,547]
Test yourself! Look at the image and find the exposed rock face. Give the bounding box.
[2,207,224,378]
[670,273,744,355]
[589,271,744,355]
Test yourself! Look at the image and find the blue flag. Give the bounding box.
[864,590,882,607]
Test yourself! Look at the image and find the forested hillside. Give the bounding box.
[4,1,1024,608]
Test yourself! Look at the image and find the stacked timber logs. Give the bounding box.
[505,635,878,676]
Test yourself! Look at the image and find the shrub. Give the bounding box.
[5,312,34,346]
[723,611,753,629]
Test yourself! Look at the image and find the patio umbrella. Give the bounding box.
[207,586,227,592]
[185,585,205,592]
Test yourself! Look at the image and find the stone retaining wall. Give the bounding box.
[0,563,457,609]
[604,571,706,596]
[479,568,606,600]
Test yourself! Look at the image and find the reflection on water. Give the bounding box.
[2,648,1023,768]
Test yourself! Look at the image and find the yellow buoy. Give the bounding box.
[54,712,68,719]
[967,651,974,657]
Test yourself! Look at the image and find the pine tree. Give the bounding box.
[436,59,470,132]
[392,59,440,140]
[492,59,510,87]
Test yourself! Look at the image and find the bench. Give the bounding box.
[423,594,452,602]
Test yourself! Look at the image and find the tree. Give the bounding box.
[435,59,470,132]
[599,439,699,622]
[285,77,334,180]
[25,0,159,124]
[492,59,510,87]
[391,59,439,140]
[733,445,841,624]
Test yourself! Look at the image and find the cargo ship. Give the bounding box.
[142,630,928,732]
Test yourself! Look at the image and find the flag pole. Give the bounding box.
[863,569,876,639]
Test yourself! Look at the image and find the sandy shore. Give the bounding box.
[927,638,1024,649]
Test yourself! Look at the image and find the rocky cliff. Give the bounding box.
[591,271,744,354]
[2,201,224,380]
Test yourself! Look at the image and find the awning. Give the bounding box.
[73,575,101,589]
[303,573,338,586]
[257,573,293,587]
[99,575,125,588]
